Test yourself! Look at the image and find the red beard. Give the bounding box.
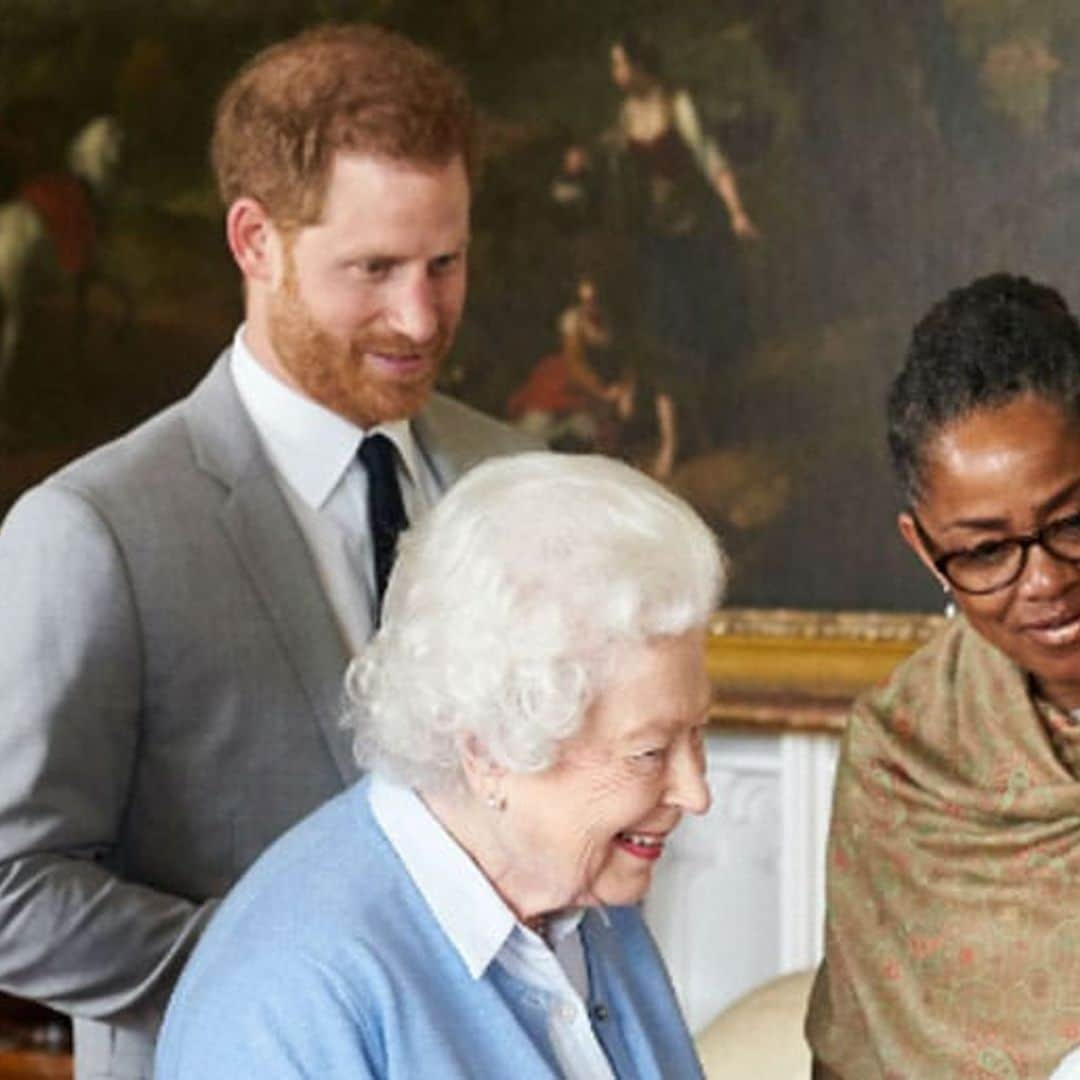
[267,270,448,428]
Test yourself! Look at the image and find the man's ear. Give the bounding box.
[898,511,949,590]
[225,197,284,285]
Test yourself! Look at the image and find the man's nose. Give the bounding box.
[384,271,438,344]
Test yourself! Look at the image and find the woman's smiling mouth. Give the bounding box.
[615,830,668,861]
[1021,609,1080,648]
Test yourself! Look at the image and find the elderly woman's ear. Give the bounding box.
[455,732,507,804]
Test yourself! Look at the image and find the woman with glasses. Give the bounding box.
[807,274,1080,1078]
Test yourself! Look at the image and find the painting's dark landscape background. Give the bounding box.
[2,0,1077,611]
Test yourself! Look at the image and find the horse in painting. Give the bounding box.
[0,115,128,395]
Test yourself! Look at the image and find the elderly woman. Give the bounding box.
[155,452,724,1079]
[807,274,1080,1078]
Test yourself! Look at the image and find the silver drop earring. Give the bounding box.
[942,581,957,619]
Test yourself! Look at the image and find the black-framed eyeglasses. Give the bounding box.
[910,510,1080,595]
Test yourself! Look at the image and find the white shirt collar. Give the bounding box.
[369,776,583,979]
[229,326,425,510]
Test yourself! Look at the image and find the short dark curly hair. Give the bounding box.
[887,273,1080,502]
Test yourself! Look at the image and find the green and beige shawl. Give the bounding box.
[807,616,1080,1079]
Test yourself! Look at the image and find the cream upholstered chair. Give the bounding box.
[695,969,815,1079]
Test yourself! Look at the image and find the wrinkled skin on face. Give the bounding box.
[450,630,713,922]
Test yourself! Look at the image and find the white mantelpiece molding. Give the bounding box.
[644,730,838,1033]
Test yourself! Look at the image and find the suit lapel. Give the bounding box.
[412,393,504,492]
[184,355,358,785]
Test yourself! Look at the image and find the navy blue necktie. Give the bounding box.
[357,433,408,619]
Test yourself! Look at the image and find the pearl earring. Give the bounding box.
[941,582,957,618]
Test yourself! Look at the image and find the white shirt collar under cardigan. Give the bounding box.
[229,325,427,510]
[368,777,617,1080]
[368,774,584,980]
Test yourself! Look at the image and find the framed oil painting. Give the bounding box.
[1,0,1073,613]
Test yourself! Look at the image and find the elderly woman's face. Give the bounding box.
[497,630,711,912]
[899,393,1080,708]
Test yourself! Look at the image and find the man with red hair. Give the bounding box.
[0,24,532,1079]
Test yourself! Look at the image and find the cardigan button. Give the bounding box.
[557,1001,577,1023]
[591,1003,609,1022]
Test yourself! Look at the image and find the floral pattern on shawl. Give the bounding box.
[807,615,1080,1079]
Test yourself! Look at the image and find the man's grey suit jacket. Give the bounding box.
[0,353,535,1078]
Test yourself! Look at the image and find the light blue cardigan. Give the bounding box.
[155,777,704,1079]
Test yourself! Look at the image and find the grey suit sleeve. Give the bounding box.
[0,484,215,1019]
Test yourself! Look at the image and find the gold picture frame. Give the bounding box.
[706,608,946,733]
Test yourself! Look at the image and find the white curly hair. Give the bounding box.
[346,451,726,791]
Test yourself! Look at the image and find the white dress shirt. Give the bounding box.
[229,327,438,651]
[369,777,617,1080]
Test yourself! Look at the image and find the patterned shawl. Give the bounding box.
[806,615,1080,1079]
